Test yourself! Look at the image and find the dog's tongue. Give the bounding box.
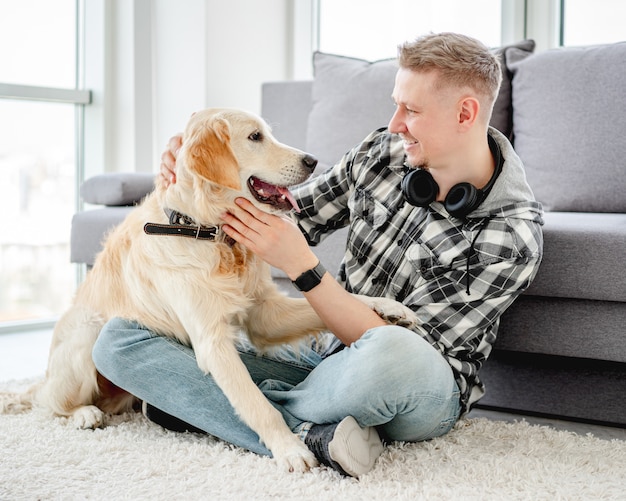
[276,186,300,213]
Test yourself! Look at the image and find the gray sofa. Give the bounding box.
[71,41,626,427]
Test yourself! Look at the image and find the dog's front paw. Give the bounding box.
[353,295,418,327]
[72,405,105,429]
[273,435,318,473]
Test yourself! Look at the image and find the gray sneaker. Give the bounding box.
[304,416,384,477]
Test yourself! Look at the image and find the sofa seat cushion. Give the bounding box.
[498,295,626,362]
[477,349,626,425]
[511,42,626,212]
[527,212,626,302]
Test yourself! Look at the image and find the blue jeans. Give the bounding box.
[92,318,461,456]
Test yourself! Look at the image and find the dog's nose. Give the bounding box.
[302,154,318,172]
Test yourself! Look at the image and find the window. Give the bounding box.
[0,0,76,87]
[561,0,626,46]
[318,0,502,60]
[0,0,85,329]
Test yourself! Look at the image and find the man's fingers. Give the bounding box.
[168,134,183,155]
[221,210,259,245]
[233,197,272,226]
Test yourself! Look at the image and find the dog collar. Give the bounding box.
[144,209,221,240]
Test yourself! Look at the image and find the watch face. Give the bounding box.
[293,262,326,292]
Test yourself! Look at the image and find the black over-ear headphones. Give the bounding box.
[401,134,503,218]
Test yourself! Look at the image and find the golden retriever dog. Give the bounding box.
[1,108,417,473]
[2,108,332,472]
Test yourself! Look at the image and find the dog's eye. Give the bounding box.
[248,131,263,142]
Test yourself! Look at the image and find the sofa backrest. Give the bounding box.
[510,42,626,213]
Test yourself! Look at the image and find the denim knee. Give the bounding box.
[354,325,453,388]
[355,325,461,441]
[92,318,144,381]
[355,325,458,404]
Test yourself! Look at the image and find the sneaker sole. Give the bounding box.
[328,416,384,477]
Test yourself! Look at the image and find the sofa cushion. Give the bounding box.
[306,52,398,171]
[70,207,134,265]
[478,349,626,425]
[81,173,155,206]
[497,295,626,362]
[492,39,535,140]
[306,41,535,170]
[525,211,626,302]
[261,81,313,152]
[511,42,626,212]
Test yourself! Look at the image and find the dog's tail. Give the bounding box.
[0,381,42,414]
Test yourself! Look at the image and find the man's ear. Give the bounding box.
[183,116,241,190]
[457,96,480,129]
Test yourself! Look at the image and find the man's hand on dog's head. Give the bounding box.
[159,134,183,187]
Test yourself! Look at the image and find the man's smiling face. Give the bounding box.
[388,68,462,170]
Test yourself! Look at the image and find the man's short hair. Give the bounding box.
[398,32,502,113]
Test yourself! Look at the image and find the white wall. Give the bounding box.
[152,0,209,170]
[84,0,309,178]
[204,1,289,110]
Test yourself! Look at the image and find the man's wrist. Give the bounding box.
[291,261,327,292]
[285,254,321,281]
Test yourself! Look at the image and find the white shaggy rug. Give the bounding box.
[1,378,625,501]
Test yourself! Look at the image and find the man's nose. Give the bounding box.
[387,109,404,134]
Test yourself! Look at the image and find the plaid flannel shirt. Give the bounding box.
[292,127,544,413]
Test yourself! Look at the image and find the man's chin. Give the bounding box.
[405,155,425,169]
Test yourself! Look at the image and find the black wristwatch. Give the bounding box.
[291,261,327,292]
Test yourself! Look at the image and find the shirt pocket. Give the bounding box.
[404,227,469,282]
[405,242,446,281]
[347,188,390,230]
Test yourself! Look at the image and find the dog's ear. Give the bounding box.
[184,116,241,190]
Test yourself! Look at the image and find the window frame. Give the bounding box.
[296,0,564,75]
[0,0,90,334]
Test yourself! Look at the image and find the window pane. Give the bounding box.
[0,100,76,323]
[0,0,76,88]
[319,0,502,60]
[563,0,626,46]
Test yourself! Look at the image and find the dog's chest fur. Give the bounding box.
[217,240,251,275]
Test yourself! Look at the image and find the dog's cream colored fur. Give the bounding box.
[2,109,332,472]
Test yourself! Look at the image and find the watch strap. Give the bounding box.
[292,261,327,292]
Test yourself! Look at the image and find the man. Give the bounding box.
[92,32,543,477]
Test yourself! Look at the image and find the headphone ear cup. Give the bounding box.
[401,169,439,207]
[445,182,481,218]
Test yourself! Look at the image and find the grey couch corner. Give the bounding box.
[71,42,626,426]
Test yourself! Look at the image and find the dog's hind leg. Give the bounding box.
[35,306,108,428]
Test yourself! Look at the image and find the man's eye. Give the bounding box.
[248,131,263,142]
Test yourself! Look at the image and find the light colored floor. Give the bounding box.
[0,328,53,381]
[1,329,624,441]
